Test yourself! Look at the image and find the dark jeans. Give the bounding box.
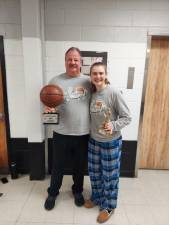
[48,132,89,197]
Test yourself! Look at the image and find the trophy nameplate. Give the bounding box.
[42,112,59,124]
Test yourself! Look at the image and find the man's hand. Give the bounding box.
[44,106,57,113]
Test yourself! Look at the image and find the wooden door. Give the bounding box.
[0,62,8,171]
[139,37,169,169]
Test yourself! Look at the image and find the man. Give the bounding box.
[44,47,90,210]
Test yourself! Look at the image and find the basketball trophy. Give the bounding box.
[98,107,112,136]
[40,84,64,124]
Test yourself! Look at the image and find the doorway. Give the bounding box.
[0,36,10,173]
[139,35,169,169]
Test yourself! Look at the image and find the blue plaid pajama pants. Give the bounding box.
[88,136,122,210]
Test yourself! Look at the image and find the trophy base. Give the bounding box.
[42,112,59,124]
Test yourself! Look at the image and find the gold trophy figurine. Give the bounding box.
[98,107,112,136]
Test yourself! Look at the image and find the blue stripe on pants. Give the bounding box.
[88,136,122,210]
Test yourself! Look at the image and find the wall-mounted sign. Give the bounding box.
[81,51,107,76]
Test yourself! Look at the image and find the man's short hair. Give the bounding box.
[65,47,82,58]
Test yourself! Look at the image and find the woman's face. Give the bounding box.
[90,65,107,90]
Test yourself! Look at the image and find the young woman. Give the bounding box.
[84,62,131,223]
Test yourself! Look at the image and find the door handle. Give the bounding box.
[0,112,5,120]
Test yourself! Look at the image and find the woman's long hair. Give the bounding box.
[90,62,110,92]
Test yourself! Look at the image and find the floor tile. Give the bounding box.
[45,223,73,225]
[17,202,47,223]
[123,204,159,225]
[150,205,169,225]
[0,222,16,225]
[44,191,75,224]
[0,200,24,222]
[120,187,148,205]
[16,223,45,225]
[0,179,34,202]
[1,170,169,225]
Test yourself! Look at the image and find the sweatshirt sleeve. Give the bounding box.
[111,90,132,131]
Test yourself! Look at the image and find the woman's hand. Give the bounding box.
[104,121,113,134]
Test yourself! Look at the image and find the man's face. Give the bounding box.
[65,50,81,76]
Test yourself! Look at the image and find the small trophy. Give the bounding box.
[40,84,64,125]
[42,108,59,124]
[98,107,112,136]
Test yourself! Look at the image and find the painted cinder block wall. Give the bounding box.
[1,0,169,178]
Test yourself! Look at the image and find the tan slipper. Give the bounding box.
[97,209,114,223]
[84,199,96,208]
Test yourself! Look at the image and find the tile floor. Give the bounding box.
[0,169,169,225]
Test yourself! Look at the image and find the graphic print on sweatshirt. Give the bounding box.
[64,86,88,102]
[90,99,108,113]
[90,99,112,137]
[90,99,112,122]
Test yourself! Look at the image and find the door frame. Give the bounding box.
[135,32,169,176]
[0,35,11,173]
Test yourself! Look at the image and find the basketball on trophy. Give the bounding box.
[40,84,64,108]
